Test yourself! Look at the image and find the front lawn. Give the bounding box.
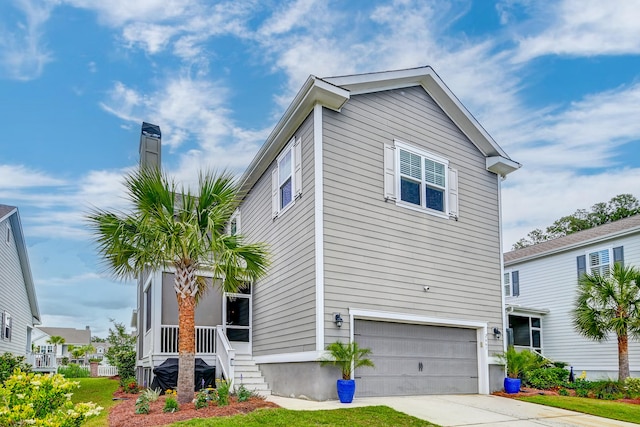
[519,395,640,424]
[71,377,120,427]
[168,405,439,427]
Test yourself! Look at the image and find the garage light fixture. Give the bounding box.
[493,327,502,340]
[333,313,343,328]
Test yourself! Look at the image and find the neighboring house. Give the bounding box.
[134,66,520,400]
[504,215,640,379]
[33,326,92,363]
[89,342,111,361]
[0,204,41,362]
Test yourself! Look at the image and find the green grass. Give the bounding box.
[519,395,640,424]
[168,406,439,427]
[71,377,120,427]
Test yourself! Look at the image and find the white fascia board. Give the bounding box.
[238,77,349,198]
[486,156,521,178]
[313,104,325,352]
[253,350,324,364]
[348,308,488,329]
[9,211,41,323]
[506,304,550,315]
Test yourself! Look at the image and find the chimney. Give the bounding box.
[139,122,161,169]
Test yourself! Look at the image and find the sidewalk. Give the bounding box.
[267,394,638,426]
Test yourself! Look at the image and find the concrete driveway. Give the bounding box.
[267,394,638,426]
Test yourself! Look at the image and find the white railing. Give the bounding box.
[98,365,118,376]
[215,326,235,387]
[28,352,57,370]
[160,325,218,354]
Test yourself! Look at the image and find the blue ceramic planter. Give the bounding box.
[337,379,356,403]
[504,377,521,394]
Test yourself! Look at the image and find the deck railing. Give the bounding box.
[160,325,217,354]
[28,352,57,371]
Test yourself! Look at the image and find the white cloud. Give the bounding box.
[513,0,640,62]
[0,0,56,80]
[0,164,67,188]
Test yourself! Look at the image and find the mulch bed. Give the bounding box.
[108,389,279,427]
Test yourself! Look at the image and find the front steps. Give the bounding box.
[232,354,271,397]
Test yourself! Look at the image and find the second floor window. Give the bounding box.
[577,246,623,279]
[504,270,519,297]
[272,137,302,218]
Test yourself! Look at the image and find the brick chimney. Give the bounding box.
[139,122,161,169]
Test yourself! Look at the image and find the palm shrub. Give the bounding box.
[87,168,269,403]
[496,346,542,379]
[320,341,374,380]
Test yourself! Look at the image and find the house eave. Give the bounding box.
[238,76,349,198]
[506,304,550,315]
[486,156,521,178]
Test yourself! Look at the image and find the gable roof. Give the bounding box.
[505,214,640,265]
[0,204,41,324]
[36,327,91,344]
[239,66,520,197]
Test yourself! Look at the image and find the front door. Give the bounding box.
[223,285,251,354]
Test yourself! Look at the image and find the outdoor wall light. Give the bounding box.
[493,327,502,340]
[334,313,343,328]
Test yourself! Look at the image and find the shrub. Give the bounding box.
[104,321,136,380]
[141,387,161,402]
[215,379,230,406]
[524,367,569,389]
[194,390,208,409]
[58,363,89,378]
[495,347,544,379]
[572,379,591,397]
[163,397,179,413]
[590,380,626,400]
[0,369,101,426]
[121,377,139,394]
[558,387,570,396]
[165,388,177,397]
[135,395,150,414]
[0,352,31,384]
[235,384,252,402]
[625,377,640,398]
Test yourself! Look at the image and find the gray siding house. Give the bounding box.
[504,215,640,380]
[0,205,41,360]
[134,67,520,400]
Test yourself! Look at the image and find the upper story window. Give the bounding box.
[144,286,152,333]
[229,209,240,236]
[272,137,302,218]
[384,140,458,219]
[504,270,520,297]
[5,225,10,245]
[1,312,12,341]
[577,246,623,279]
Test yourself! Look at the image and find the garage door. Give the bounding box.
[354,320,478,396]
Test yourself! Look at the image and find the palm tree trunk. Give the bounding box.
[618,333,629,381]
[175,263,198,404]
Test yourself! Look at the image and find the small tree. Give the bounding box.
[573,263,640,381]
[80,344,96,365]
[46,336,65,360]
[104,321,136,381]
[320,341,374,380]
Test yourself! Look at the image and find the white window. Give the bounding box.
[144,286,152,333]
[508,314,542,354]
[588,248,611,276]
[384,140,458,218]
[504,270,519,297]
[5,225,10,245]
[1,312,12,341]
[229,209,240,236]
[272,137,302,218]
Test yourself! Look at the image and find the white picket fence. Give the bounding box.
[76,365,119,377]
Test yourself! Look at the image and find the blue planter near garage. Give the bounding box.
[504,377,521,394]
[336,379,356,403]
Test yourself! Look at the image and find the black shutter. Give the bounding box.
[577,255,586,279]
[512,271,520,297]
[613,246,624,267]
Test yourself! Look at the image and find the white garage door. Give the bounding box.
[354,320,479,396]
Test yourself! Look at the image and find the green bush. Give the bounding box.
[495,347,544,379]
[120,377,139,393]
[625,377,640,398]
[215,379,230,406]
[194,389,208,409]
[140,387,161,402]
[57,363,89,378]
[0,352,31,384]
[135,395,150,414]
[589,380,626,400]
[0,369,101,426]
[163,397,179,413]
[558,387,570,396]
[235,383,252,402]
[524,367,569,389]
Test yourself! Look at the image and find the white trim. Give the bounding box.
[585,246,613,275]
[5,224,10,245]
[499,176,508,354]
[314,104,325,352]
[348,308,490,394]
[274,138,296,217]
[229,209,240,235]
[253,350,324,364]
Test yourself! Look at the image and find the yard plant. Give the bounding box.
[87,168,269,403]
[573,263,640,381]
[321,341,374,379]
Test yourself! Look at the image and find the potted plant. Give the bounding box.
[496,346,540,394]
[320,341,374,403]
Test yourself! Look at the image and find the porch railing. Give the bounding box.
[215,326,235,386]
[28,352,57,370]
[160,325,217,354]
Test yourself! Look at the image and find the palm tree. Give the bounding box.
[87,168,269,403]
[46,335,65,362]
[573,263,640,381]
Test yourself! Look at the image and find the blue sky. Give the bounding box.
[2,0,640,337]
